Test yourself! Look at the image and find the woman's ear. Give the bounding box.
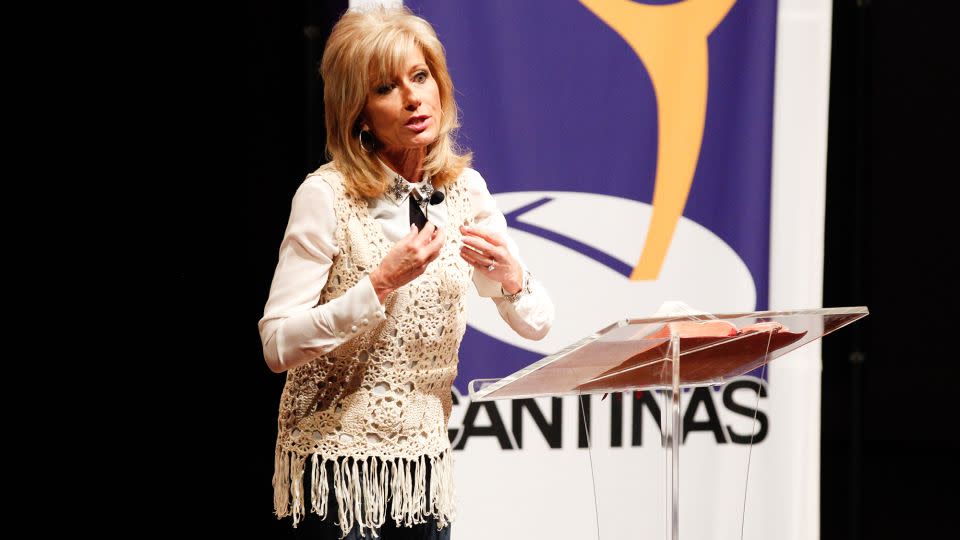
[353,119,367,136]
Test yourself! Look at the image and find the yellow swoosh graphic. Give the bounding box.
[579,0,736,280]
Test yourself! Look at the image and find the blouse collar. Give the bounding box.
[379,159,433,206]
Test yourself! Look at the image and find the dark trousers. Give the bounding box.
[291,457,452,540]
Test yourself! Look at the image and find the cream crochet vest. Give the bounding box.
[273,162,473,535]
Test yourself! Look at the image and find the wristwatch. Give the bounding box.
[501,270,532,303]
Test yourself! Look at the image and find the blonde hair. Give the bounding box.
[320,6,471,198]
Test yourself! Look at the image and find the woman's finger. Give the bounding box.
[461,225,502,246]
[461,235,496,255]
[460,245,482,261]
[427,225,445,250]
[416,222,437,245]
[460,251,482,269]
[460,247,496,270]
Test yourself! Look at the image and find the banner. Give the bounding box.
[378,1,828,537]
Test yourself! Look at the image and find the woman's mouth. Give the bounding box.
[405,115,431,132]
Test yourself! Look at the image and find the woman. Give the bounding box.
[259,6,554,539]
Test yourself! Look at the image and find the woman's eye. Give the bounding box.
[414,71,428,83]
[375,84,393,95]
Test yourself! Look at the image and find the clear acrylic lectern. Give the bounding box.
[468,307,869,540]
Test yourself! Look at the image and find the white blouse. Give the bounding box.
[258,165,555,373]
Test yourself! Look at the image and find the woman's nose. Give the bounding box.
[401,84,421,111]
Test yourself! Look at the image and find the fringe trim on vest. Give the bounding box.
[273,449,455,537]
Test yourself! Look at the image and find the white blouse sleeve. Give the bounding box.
[464,169,555,341]
[258,177,387,373]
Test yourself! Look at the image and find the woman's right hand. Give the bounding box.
[369,222,445,303]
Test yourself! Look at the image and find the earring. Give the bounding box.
[359,129,375,153]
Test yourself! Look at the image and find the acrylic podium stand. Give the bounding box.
[468,307,869,540]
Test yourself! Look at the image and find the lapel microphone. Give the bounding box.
[410,189,445,229]
[426,190,444,222]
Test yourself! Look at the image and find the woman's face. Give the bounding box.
[361,48,441,153]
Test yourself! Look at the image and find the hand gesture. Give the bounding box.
[370,222,445,302]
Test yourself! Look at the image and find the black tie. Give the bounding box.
[409,193,428,230]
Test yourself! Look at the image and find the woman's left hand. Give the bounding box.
[459,225,524,294]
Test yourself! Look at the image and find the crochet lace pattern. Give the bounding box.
[273,163,474,536]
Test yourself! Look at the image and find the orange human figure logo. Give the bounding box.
[579,0,737,280]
